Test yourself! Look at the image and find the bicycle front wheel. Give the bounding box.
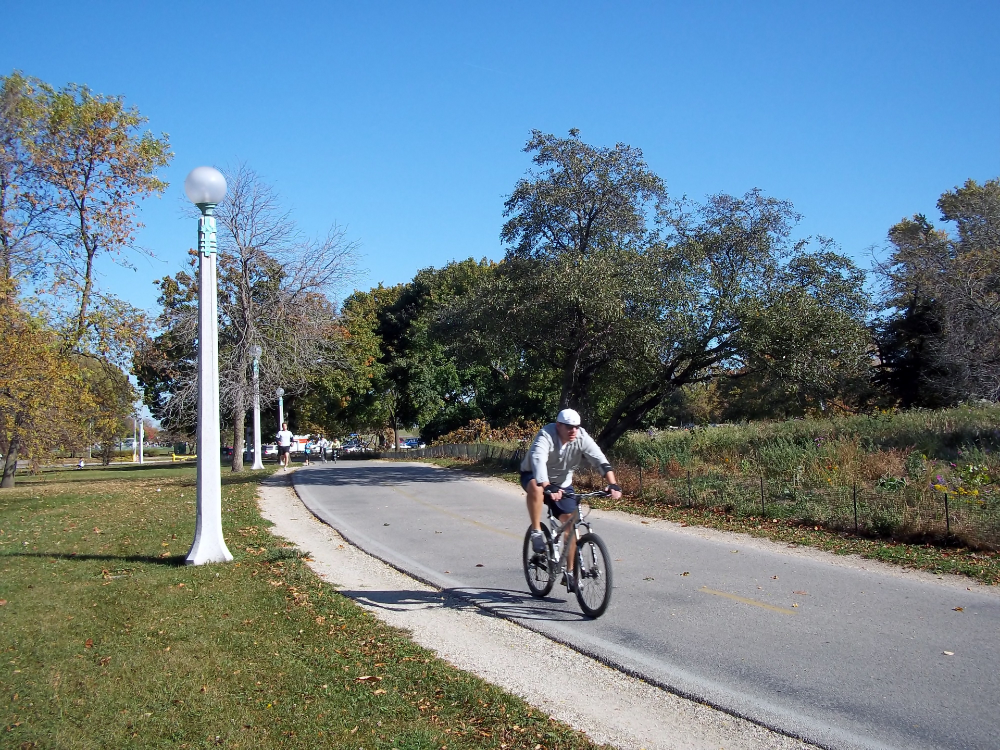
[573,533,613,618]
[523,526,555,597]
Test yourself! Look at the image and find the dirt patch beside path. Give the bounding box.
[258,472,816,750]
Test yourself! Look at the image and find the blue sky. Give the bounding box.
[3,1,998,314]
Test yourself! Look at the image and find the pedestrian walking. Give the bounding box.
[276,423,293,470]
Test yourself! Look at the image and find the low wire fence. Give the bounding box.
[625,470,999,550]
[362,443,1000,550]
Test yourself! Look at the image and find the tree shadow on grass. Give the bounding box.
[0,552,190,567]
[14,463,199,488]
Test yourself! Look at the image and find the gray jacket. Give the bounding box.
[520,423,613,488]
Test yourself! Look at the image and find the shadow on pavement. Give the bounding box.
[339,586,589,622]
[293,463,469,488]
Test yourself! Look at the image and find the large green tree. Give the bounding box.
[447,131,871,448]
[323,260,511,445]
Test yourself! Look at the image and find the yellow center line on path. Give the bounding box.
[699,586,799,615]
[386,485,522,541]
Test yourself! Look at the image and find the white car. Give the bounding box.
[262,444,278,457]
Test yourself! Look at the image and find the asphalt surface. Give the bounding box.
[292,460,1000,750]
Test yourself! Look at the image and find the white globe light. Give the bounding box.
[275,387,284,397]
[184,166,227,204]
[250,345,262,359]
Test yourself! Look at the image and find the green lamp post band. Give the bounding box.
[197,204,218,257]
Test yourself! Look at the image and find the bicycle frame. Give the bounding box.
[546,494,599,571]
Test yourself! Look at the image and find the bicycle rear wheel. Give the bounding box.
[522,525,555,597]
[573,533,613,617]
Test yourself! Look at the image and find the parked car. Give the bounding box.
[263,444,278,457]
[404,438,425,449]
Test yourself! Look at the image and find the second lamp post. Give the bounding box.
[250,345,264,470]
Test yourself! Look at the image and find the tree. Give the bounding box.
[874,178,1000,403]
[446,130,871,448]
[588,193,871,447]
[488,129,667,421]
[140,165,360,469]
[83,359,136,466]
[872,215,950,407]
[28,78,171,353]
[320,259,546,445]
[0,72,47,285]
[0,285,89,486]
[0,72,170,476]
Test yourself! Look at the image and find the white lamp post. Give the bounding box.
[250,345,264,470]
[137,412,144,465]
[276,387,285,428]
[184,166,233,566]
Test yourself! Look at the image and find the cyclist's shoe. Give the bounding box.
[562,571,577,593]
[530,530,547,554]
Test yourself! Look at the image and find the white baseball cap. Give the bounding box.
[556,408,581,426]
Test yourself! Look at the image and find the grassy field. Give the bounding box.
[0,463,601,749]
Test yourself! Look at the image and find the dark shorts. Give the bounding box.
[520,471,577,516]
[277,445,290,456]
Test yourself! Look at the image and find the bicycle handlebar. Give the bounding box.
[543,487,611,499]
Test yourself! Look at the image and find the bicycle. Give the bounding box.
[522,489,614,618]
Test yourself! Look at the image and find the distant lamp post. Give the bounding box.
[250,345,264,470]
[137,412,144,465]
[276,387,285,428]
[184,166,233,566]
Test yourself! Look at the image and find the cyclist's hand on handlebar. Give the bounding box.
[606,483,622,500]
[543,484,563,501]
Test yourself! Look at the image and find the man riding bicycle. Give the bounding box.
[520,409,623,582]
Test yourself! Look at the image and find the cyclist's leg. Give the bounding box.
[559,513,576,571]
[523,476,545,532]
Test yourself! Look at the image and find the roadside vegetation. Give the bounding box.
[0,464,601,749]
[413,404,1000,586]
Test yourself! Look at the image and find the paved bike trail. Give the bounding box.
[291,461,1000,750]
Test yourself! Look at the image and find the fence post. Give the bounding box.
[760,475,765,517]
[687,470,692,506]
[944,492,950,535]
[638,464,643,496]
[853,481,858,534]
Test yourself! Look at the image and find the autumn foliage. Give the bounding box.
[432,418,543,445]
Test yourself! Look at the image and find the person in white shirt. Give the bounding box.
[276,423,294,470]
[519,409,622,584]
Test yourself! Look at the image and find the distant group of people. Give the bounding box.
[274,423,342,470]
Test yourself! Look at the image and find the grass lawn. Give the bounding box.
[418,457,1000,587]
[0,463,601,749]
